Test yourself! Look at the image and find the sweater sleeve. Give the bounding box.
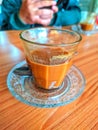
[9,12,32,30]
[54,7,81,26]
[1,0,32,30]
[50,0,81,26]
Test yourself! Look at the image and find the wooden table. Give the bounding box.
[0,29,98,130]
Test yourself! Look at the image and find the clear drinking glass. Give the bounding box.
[80,12,96,35]
[20,27,82,90]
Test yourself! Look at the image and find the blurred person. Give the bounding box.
[1,0,81,30]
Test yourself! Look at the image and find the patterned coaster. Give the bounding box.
[7,61,85,108]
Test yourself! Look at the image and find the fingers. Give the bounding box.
[37,9,53,19]
[33,0,56,9]
[24,0,38,4]
[34,16,52,26]
[40,19,51,26]
[24,11,52,25]
[19,0,58,25]
[52,5,58,13]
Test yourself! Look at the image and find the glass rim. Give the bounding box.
[20,27,82,47]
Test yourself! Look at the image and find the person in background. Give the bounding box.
[1,0,81,30]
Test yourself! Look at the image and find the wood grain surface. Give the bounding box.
[0,28,98,130]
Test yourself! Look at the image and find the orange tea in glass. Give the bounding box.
[20,27,82,90]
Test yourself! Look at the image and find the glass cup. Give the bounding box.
[20,27,82,90]
[80,12,96,35]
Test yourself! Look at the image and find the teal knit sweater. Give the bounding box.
[1,0,81,30]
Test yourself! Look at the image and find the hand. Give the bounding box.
[19,0,58,26]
